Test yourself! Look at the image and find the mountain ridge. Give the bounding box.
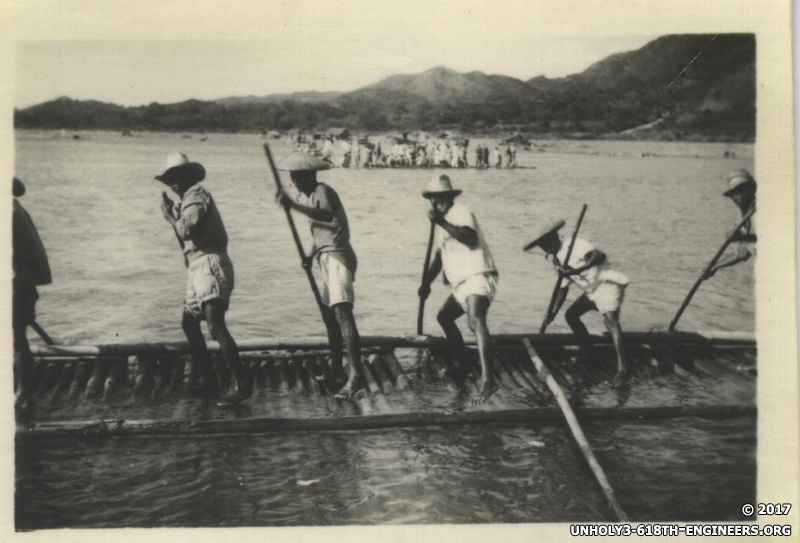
[15,34,755,142]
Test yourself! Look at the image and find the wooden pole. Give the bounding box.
[669,205,756,331]
[523,337,630,522]
[18,404,755,439]
[31,322,55,345]
[540,204,588,334]
[417,221,436,335]
[263,144,327,318]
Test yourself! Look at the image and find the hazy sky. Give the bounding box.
[15,35,660,108]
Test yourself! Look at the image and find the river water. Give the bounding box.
[13,131,755,528]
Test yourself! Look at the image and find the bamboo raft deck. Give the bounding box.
[19,331,756,438]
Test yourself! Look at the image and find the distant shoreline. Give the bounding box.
[14,129,754,160]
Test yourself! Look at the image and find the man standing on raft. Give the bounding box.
[525,220,630,387]
[419,174,499,404]
[275,152,365,399]
[702,168,756,279]
[156,153,251,404]
[12,177,52,421]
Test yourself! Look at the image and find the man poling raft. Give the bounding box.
[156,153,252,405]
[703,169,757,278]
[669,169,756,331]
[524,219,631,388]
[274,151,365,400]
[13,177,53,422]
[418,174,500,404]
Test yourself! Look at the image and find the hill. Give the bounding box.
[14,34,755,141]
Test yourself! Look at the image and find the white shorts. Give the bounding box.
[587,282,626,314]
[185,253,234,319]
[319,253,355,307]
[453,273,498,310]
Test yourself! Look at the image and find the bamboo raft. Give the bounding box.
[19,331,756,438]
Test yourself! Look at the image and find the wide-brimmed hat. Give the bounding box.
[722,168,756,196]
[278,152,332,172]
[155,153,206,184]
[12,177,25,197]
[523,219,565,251]
[422,174,462,199]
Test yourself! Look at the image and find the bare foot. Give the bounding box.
[571,350,596,365]
[611,369,629,388]
[334,376,364,400]
[317,368,348,393]
[217,383,252,406]
[472,381,499,405]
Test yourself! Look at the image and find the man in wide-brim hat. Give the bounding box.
[524,219,630,387]
[702,168,757,279]
[419,174,499,404]
[275,151,365,399]
[155,152,251,404]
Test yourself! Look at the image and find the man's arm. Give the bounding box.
[703,246,752,279]
[276,185,336,223]
[430,207,478,248]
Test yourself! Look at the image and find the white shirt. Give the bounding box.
[557,237,629,293]
[437,201,497,287]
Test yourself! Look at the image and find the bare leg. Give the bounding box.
[466,295,497,404]
[564,294,597,361]
[203,301,250,402]
[14,324,33,415]
[604,311,629,387]
[321,304,347,385]
[182,310,218,395]
[332,303,363,399]
[437,295,466,348]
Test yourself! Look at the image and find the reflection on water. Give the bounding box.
[13,131,756,527]
[16,417,755,528]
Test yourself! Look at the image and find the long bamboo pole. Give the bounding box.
[669,205,756,331]
[31,322,55,345]
[263,144,327,316]
[523,337,630,522]
[540,204,588,333]
[18,404,755,439]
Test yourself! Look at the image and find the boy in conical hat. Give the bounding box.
[702,168,757,279]
[524,220,630,387]
[155,153,251,404]
[419,174,499,404]
[275,151,365,399]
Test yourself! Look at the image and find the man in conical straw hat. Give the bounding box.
[419,174,499,404]
[275,151,365,399]
[156,152,251,404]
[524,220,630,387]
[702,168,757,279]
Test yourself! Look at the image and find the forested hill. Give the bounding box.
[14,34,755,142]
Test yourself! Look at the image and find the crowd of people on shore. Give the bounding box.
[290,133,519,169]
[12,151,756,418]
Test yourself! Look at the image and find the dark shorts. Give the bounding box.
[13,285,38,330]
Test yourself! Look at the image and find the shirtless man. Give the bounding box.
[276,151,364,399]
